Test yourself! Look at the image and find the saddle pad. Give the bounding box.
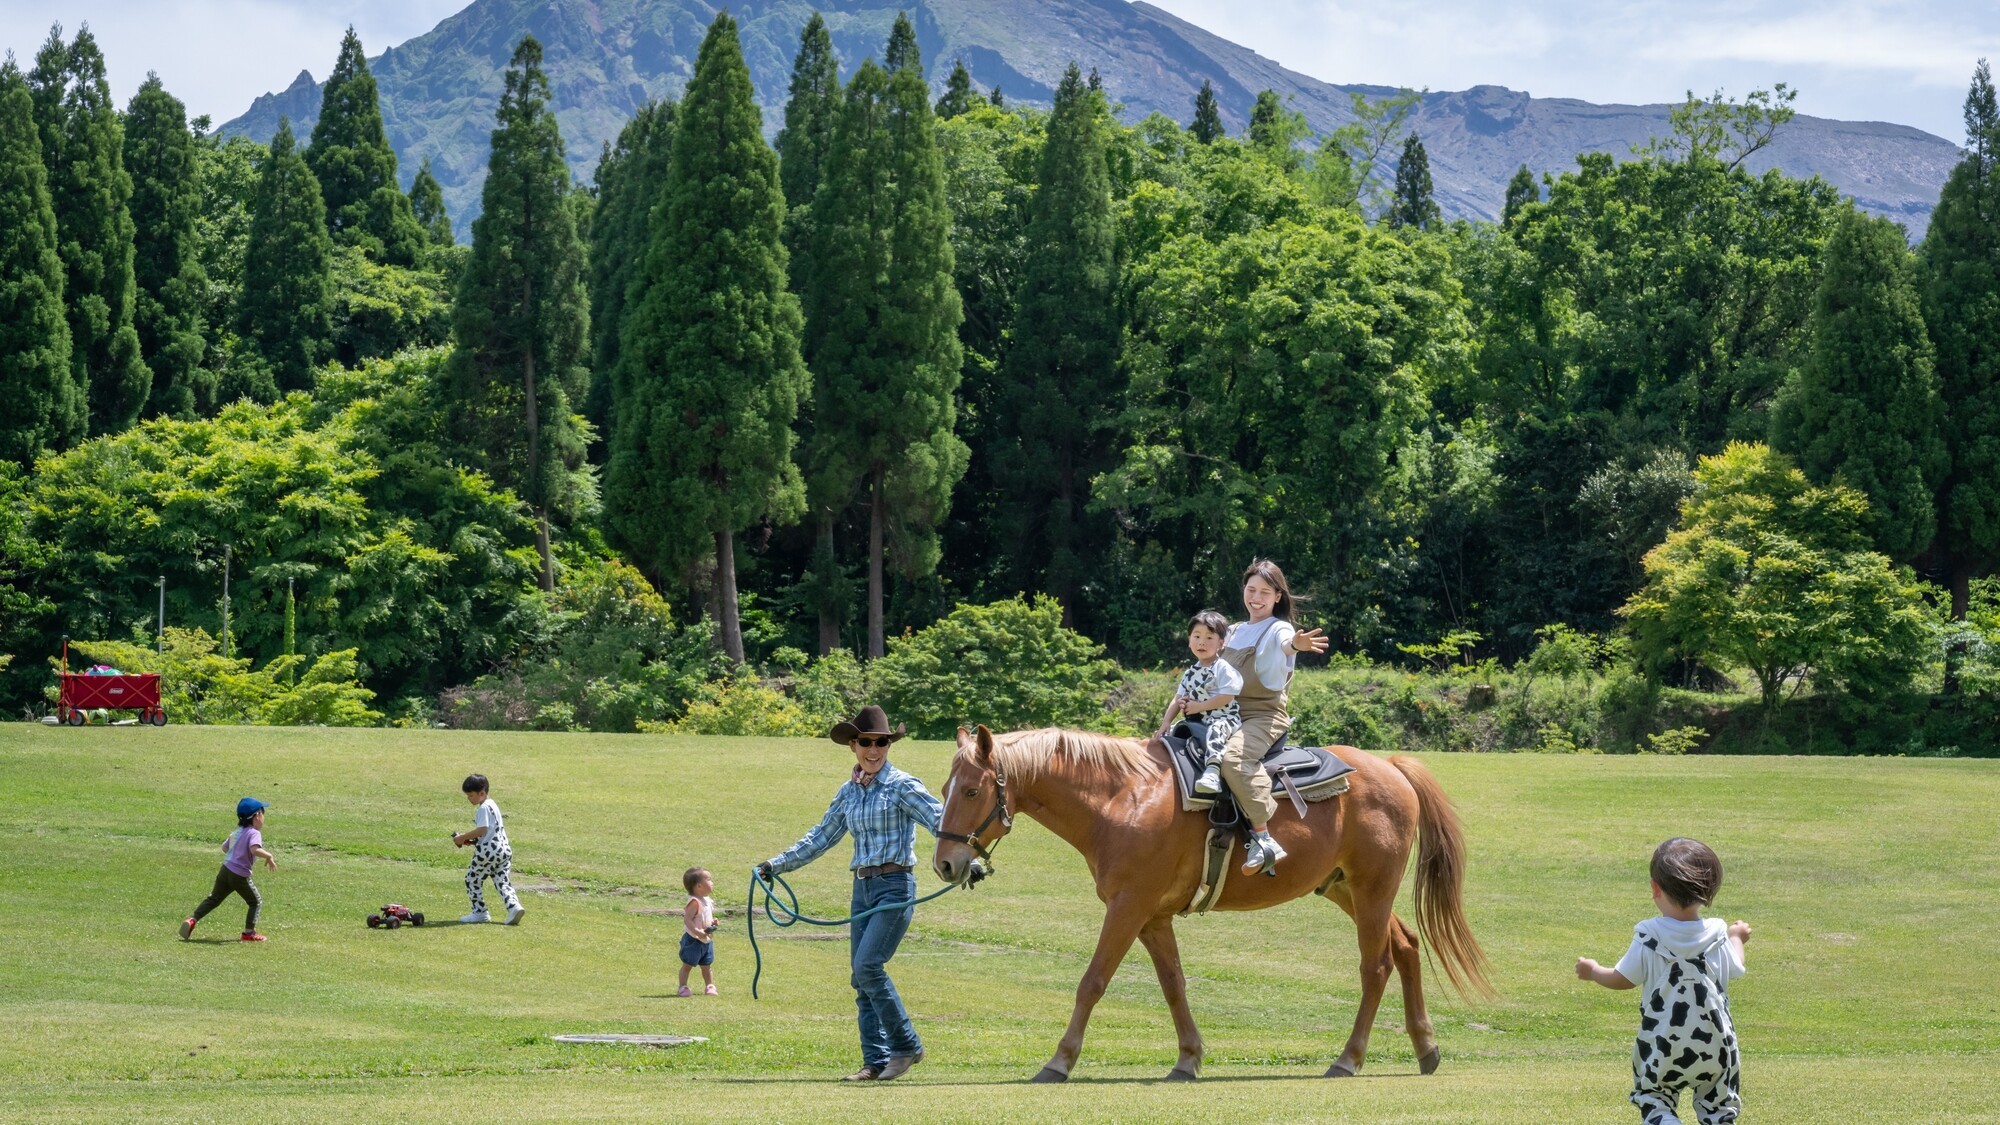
[1163,722,1355,815]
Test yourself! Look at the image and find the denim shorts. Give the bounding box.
[679,932,714,967]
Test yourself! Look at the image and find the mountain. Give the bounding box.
[219,0,1962,239]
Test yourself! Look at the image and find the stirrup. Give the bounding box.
[1242,835,1286,877]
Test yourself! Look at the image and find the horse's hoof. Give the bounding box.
[1418,1047,1441,1075]
[1031,1067,1070,1084]
[1163,1067,1198,1082]
[1324,1061,1358,1079]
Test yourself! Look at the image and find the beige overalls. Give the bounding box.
[1216,626,1290,826]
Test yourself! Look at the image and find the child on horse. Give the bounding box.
[1215,560,1327,875]
[1160,610,1243,787]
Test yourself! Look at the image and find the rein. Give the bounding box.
[937,766,1013,868]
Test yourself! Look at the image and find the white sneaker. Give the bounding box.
[505,905,525,926]
[459,911,490,924]
[1241,833,1287,876]
[1193,764,1225,796]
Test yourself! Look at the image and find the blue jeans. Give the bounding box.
[850,871,920,1066]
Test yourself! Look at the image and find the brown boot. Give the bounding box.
[840,1064,880,1082]
[877,1050,925,1081]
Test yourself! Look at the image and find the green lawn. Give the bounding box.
[0,725,1994,1122]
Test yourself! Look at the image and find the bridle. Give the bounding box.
[938,761,1012,878]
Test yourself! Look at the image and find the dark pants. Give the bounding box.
[192,866,261,933]
[850,871,921,1067]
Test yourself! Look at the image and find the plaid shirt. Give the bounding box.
[766,763,943,875]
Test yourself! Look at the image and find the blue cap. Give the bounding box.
[236,797,267,819]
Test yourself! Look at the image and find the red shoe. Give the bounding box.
[240,932,267,942]
[179,917,196,941]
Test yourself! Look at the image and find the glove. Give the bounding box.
[967,858,990,887]
[755,862,774,883]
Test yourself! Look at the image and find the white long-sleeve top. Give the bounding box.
[1225,617,1297,692]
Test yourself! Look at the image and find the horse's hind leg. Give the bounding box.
[1137,916,1203,1080]
[1325,878,1397,1078]
[1388,911,1441,1073]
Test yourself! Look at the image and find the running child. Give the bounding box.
[1576,837,1752,1125]
[452,774,524,925]
[180,797,276,942]
[1158,610,1243,798]
[678,866,718,996]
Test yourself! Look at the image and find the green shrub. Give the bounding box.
[1643,726,1706,754]
[654,674,819,738]
[871,595,1123,739]
[63,629,381,726]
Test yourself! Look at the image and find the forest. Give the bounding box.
[1,13,1997,754]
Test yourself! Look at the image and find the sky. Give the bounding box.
[0,0,1991,142]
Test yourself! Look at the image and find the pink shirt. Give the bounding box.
[224,827,261,876]
[684,895,714,942]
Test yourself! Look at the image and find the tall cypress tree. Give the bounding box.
[1774,208,1946,561]
[805,59,967,657]
[30,25,147,436]
[0,61,76,466]
[1922,58,2000,628]
[776,11,839,286]
[409,157,452,245]
[1248,89,1282,148]
[585,98,673,447]
[989,84,1005,109]
[607,13,807,662]
[1501,163,1538,226]
[1388,132,1441,229]
[885,12,921,75]
[1190,79,1223,144]
[447,36,592,593]
[238,118,332,394]
[936,59,977,120]
[305,28,423,265]
[124,74,211,418]
[992,63,1118,625]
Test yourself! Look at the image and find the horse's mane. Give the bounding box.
[955,727,1153,782]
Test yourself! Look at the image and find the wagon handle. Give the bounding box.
[61,636,68,677]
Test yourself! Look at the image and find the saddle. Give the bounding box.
[1162,720,1355,917]
[1162,719,1354,820]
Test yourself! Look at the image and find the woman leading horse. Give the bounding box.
[934,723,1493,1082]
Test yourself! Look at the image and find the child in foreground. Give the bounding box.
[180,797,276,942]
[1157,609,1243,799]
[1576,837,1752,1125]
[678,866,718,996]
[452,774,524,925]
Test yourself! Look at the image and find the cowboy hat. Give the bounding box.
[829,704,906,746]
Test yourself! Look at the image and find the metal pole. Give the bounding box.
[221,545,231,660]
[157,576,165,653]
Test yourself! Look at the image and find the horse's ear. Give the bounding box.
[954,725,974,751]
[975,724,995,762]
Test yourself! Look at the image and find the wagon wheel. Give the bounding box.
[149,708,167,727]
[65,708,86,727]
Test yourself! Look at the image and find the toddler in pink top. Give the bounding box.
[678,866,718,996]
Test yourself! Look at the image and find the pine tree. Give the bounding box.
[238,118,332,394]
[1248,89,1282,149]
[936,59,977,120]
[992,63,1118,625]
[585,98,673,447]
[1388,133,1441,229]
[124,74,211,418]
[1190,79,1223,144]
[776,11,839,287]
[0,61,76,467]
[804,59,967,657]
[885,12,921,75]
[1922,58,2000,629]
[305,28,423,265]
[447,36,592,593]
[409,157,452,245]
[30,25,147,436]
[606,14,807,662]
[1501,162,1538,226]
[989,84,1005,109]
[1774,208,1946,561]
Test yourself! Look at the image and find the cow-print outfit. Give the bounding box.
[465,796,521,916]
[1615,917,1745,1125]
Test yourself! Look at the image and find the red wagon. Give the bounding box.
[55,642,167,726]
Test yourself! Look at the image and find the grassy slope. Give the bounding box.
[0,725,1993,1122]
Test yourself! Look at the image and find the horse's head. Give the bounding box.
[935,724,1015,886]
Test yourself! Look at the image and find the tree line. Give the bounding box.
[2,13,1998,728]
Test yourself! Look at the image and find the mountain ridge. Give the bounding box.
[217,0,1962,238]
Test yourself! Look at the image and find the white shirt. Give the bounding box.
[473,797,508,849]
[1225,617,1297,691]
[1613,916,1744,997]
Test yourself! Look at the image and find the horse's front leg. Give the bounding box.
[1137,916,1203,1080]
[1033,895,1149,1083]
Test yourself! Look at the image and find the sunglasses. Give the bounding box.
[853,736,892,748]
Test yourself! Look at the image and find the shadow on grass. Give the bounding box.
[716,1073,1416,1086]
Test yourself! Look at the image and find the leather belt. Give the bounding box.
[855,863,912,879]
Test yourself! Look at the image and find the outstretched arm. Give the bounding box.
[1576,957,1634,989]
[766,795,848,875]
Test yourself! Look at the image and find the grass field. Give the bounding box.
[1,725,1995,1123]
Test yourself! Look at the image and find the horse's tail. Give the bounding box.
[1390,755,1496,1001]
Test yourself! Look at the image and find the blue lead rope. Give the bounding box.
[746,867,961,1000]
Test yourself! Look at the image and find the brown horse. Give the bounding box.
[933,725,1493,1082]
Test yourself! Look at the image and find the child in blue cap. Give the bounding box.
[180,797,277,942]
